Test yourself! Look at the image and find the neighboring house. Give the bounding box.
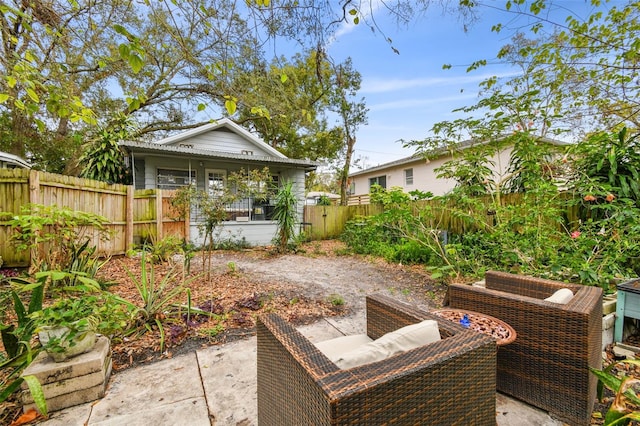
[348,137,569,197]
[120,118,318,247]
[305,191,340,205]
[0,151,30,169]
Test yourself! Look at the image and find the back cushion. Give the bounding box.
[332,320,441,370]
[314,334,373,360]
[544,288,574,304]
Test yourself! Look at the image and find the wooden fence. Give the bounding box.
[303,203,383,240]
[305,192,582,240]
[0,169,187,267]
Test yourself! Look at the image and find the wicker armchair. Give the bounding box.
[257,294,497,425]
[447,270,603,426]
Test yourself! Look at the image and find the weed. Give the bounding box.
[201,324,225,338]
[327,294,345,306]
[226,261,237,275]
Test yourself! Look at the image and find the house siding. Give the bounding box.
[167,129,273,157]
[351,147,517,196]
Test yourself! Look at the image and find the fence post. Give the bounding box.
[126,186,134,252]
[156,189,163,241]
[29,169,40,204]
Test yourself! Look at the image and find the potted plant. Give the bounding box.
[30,295,101,362]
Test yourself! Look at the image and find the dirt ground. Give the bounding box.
[1,240,635,425]
[101,240,447,371]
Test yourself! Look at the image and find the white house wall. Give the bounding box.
[166,129,272,157]
[351,147,515,197]
[190,222,279,247]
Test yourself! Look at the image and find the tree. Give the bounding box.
[454,1,640,133]
[231,50,344,162]
[327,59,368,205]
[0,1,261,169]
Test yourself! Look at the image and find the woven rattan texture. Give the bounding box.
[257,293,497,425]
[448,270,603,426]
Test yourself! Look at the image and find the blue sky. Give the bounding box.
[324,1,603,168]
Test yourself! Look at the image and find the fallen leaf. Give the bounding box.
[9,409,43,426]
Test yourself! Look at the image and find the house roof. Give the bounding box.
[306,191,340,199]
[154,118,287,159]
[349,136,570,178]
[0,151,31,168]
[119,141,319,171]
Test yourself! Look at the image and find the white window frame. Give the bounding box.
[404,168,414,186]
[205,168,227,197]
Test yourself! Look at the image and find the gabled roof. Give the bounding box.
[119,141,318,171]
[349,136,570,178]
[154,118,287,159]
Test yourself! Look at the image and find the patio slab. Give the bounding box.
[39,317,565,426]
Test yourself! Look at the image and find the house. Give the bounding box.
[348,137,569,197]
[305,191,340,205]
[120,118,318,247]
[0,151,30,169]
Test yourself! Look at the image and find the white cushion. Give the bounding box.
[328,320,441,370]
[314,334,373,360]
[544,288,574,304]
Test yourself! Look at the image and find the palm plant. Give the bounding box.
[272,180,297,252]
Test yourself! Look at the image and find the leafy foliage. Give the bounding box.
[0,279,43,408]
[591,359,640,425]
[123,253,191,352]
[570,128,640,207]
[341,143,640,289]
[7,204,109,275]
[79,121,132,184]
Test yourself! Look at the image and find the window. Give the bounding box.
[404,168,414,185]
[157,169,196,189]
[369,175,387,190]
[206,169,226,197]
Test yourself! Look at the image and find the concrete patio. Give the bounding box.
[38,314,564,426]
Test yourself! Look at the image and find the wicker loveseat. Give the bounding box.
[447,270,603,426]
[257,293,497,425]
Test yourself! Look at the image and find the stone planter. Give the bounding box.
[38,326,97,363]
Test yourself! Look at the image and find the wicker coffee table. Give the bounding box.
[431,308,517,346]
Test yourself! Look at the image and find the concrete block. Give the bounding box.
[603,313,616,350]
[613,344,638,360]
[21,336,111,385]
[22,379,109,413]
[21,359,111,403]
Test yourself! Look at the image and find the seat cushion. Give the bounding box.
[314,334,373,360]
[544,288,574,304]
[327,320,441,370]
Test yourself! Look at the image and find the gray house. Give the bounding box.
[120,118,317,246]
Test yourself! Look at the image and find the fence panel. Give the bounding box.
[0,171,187,267]
[35,171,129,257]
[303,204,383,240]
[0,169,30,266]
[160,190,186,240]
